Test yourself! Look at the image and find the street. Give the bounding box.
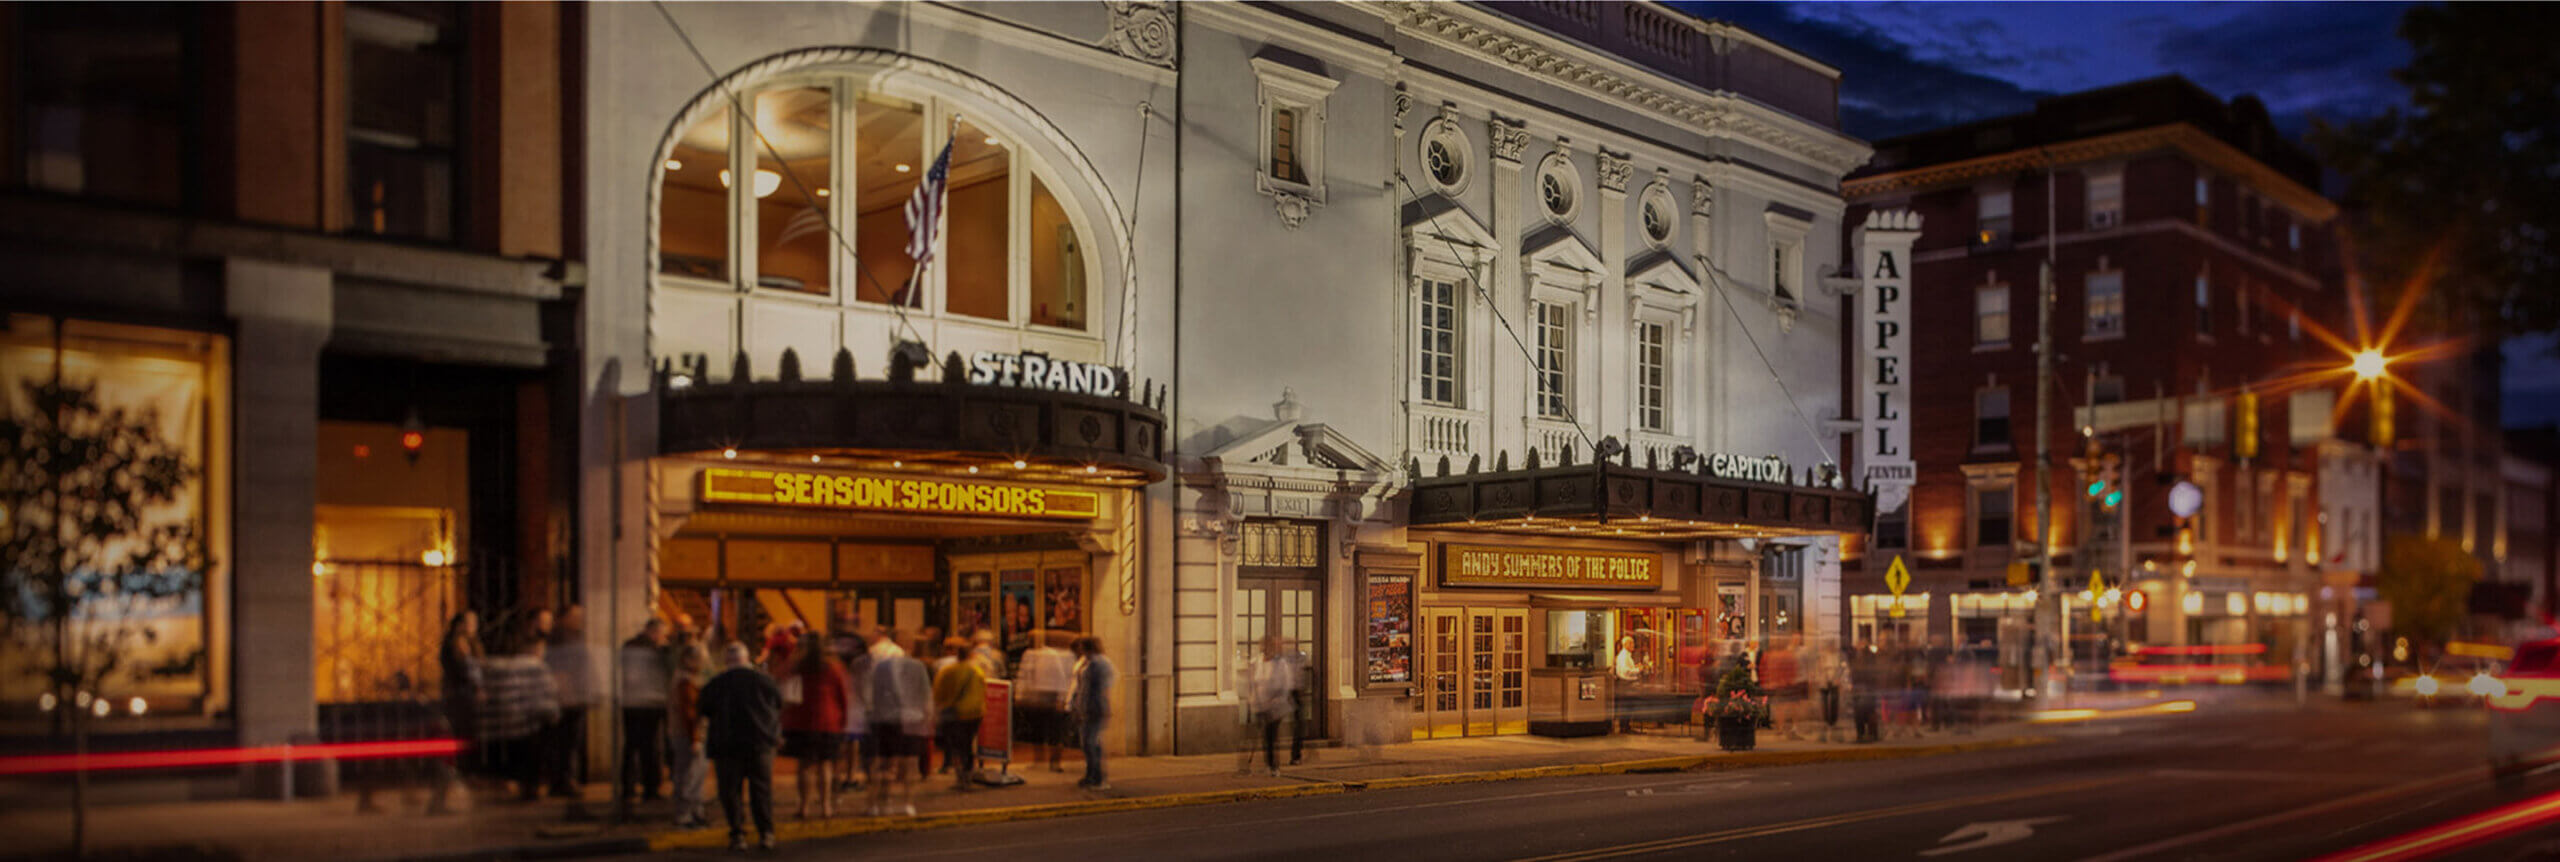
[643,699,2560,862]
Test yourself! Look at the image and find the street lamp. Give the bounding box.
[2351,349,2388,381]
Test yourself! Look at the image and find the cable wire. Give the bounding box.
[1695,252,1841,472]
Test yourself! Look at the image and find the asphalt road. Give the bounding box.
[642,697,2560,862]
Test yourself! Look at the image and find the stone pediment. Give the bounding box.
[1203,419,1393,476]
[1625,249,1697,295]
[1403,193,1495,252]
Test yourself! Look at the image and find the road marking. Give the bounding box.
[1511,775,2138,862]
[2149,768,2395,784]
[2075,769,2482,862]
[1919,817,2068,857]
[1625,779,1787,797]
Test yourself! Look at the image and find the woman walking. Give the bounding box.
[932,636,988,791]
[780,638,851,819]
[432,611,483,813]
[668,642,710,828]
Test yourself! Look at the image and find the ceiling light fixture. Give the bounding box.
[895,163,912,173]
[665,159,683,171]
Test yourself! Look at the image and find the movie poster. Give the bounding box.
[1000,570,1037,652]
[1042,566,1084,632]
[955,571,992,636]
[1365,573,1412,686]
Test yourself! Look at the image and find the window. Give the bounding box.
[1639,183,1677,249]
[348,3,463,241]
[1533,301,1572,418]
[1770,241,1798,301]
[1765,211,1809,303]
[1635,320,1667,431]
[1253,57,1337,205]
[1975,285,2010,346]
[0,314,228,717]
[2195,273,2213,336]
[2094,375,2126,405]
[2086,169,2123,228]
[2289,309,2301,342]
[2236,280,2252,335]
[1873,506,1909,550]
[1536,150,1580,224]
[2085,271,2124,337]
[1975,485,2014,548]
[751,86,833,296]
[657,80,1097,330]
[1271,107,1305,184]
[1976,386,2011,449]
[2194,175,2211,225]
[1418,278,1463,407]
[1975,188,2012,248]
[2289,223,2302,251]
[1420,116,1469,195]
[21,3,190,207]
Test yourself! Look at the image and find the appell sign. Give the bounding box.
[1857,210,1920,514]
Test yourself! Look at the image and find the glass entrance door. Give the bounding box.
[1236,573,1325,739]
[1415,607,1525,738]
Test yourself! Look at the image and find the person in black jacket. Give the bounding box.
[700,642,783,851]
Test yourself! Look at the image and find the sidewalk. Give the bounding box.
[0,722,2047,861]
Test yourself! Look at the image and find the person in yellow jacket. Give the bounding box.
[932,636,988,792]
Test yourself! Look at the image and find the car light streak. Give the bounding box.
[0,739,462,777]
[2310,787,2560,862]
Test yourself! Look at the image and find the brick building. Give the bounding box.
[0,1,581,790]
[1840,77,2376,691]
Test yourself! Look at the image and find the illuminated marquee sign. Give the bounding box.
[966,351,1124,398]
[1706,453,1789,483]
[700,467,1101,520]
[1440,545,1662,590]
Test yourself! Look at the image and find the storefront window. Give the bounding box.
[0,315,227,718]
[313,421,467,704]
[1544,609,1614,670]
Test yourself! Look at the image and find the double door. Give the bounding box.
[1415,607,1526,738]
[1236,572,1324,739]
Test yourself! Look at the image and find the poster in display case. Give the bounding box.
[1365,572,1413,687]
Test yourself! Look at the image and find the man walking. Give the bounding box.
[544,605,601,799]
[1070,636,1116,791]
[1245,635,1301,776]
[619,619,671,806]
[700,642,782,851]
[1016,631,1074,773]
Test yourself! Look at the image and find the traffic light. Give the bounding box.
[2085,455,2123,510]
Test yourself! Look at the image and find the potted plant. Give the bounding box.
[1698,657,1769,751]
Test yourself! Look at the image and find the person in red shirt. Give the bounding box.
[780,637,851,819]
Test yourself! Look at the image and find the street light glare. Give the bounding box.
[2352,349,2388,380]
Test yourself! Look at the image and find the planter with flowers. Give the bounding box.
[1697,657,1770,751]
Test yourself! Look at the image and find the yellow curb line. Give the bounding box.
[643,735,2053,852]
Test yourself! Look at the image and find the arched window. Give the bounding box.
[658,77,1094,333]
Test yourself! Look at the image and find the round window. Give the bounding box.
[1536,150,1580,224]
[1640,184,1676,248]
[1427,139,1463,189]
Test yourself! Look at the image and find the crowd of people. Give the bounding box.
[431,607,1117,850]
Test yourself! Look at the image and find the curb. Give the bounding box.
[626,734,2052,853]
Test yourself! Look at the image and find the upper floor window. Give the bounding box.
[1770,241,1797,302]
[2195,272,2213,336]
[1533,300,1573,419]
[21,3,190,208]
[348,2,463,241]
[2085,270,2124,338]
[1418,278,1463,407]
[1974,484,2014,548]
[1873,505,1909,550]
[2289,223,2302,251]
[657,81,1091,330]
[1976,386,2011,449]
[1975,188,2012,249]
[1253,57,1336,208]
[1635,320,1667,431]
[1765,210,1809,303]
[1975,285,2009,346]
[2085,169,2123,229]
[2194,175,2211,225]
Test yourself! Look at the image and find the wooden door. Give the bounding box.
[1414,607,1466,739]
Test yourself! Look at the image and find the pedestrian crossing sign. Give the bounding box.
[1885,555,1911,596]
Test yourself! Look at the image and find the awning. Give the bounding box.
[1405,453,1869,540]
[656,348,1168,484]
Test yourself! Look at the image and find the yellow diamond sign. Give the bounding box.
[1885,555,1911,596]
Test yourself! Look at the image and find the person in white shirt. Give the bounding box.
[1015,631,1076,772]
[1245,636,1304,775]
[1613,635,1646,733]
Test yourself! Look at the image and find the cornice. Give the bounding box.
[1362,1,1871,177]
[1847,123,2337,222]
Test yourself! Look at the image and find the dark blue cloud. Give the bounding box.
[1672,2,2414,140]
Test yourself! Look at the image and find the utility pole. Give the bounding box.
[2033,151,2064,700]
[2034,258,2059,699]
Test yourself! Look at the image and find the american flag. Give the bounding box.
[905,135,956,266]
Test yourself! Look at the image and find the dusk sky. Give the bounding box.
[1677,1,2560,429]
